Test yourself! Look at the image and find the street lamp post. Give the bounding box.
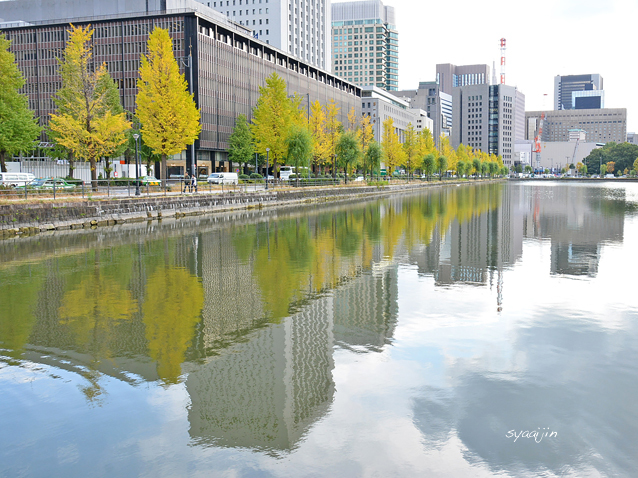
[333,154,336,181]
[133,133,140,196]
[266,148,270,190]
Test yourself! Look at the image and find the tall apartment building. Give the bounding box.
[391,81,452,144]
[554,74,603,110]
[331,0,398,91]
[436,63,490,95]
[451,84,525,166]
[525,109,627,144]
[206,0,330,69]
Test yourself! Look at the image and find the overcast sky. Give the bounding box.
[337,0,638,133]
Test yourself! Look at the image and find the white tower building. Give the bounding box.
[205,0,330,69]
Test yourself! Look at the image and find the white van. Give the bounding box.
[207,172,238,185]
[280,166,293,180]
[0,172,35,187]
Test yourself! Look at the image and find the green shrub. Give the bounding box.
[250,173,263,179]
[239,174,250,180]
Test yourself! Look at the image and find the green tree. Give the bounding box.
[437,155,448,180]
[481,161,489,177]
[252,73,303,177]
[136,27,201,181]
[99,69,127,179]
[0,33,40,173]
[600,163,607,176]
[336,131,361,183]
[472,158,481,178]
[285,124,313,186]
[422,153,436,180]
[228,114,254,173]
[362,140,382,179]
[50,25,130,187]
[487,161,500,177]
[633,157,638,173]
[457,160,467,178]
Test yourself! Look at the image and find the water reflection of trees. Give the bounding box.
[1,184,507,375]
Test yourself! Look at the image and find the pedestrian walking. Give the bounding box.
[183,173,190,193]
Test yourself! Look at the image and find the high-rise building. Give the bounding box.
[331,0,398,91]
[436,63,490,95]
[206,0,331,69]
[554,74,603,110]
[451,84,525,166]
[391,81,452,144]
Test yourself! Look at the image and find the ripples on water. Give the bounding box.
[1,182,637,477]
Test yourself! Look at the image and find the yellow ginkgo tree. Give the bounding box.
[50,24,130,187]
[136,27,201,181]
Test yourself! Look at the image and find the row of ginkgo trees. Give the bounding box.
[229,72,508,182]
[49,25,200,185]
[33,24,199,185]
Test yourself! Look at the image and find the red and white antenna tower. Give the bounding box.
[500,38,506,84]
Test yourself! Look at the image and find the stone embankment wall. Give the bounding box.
[0,181,471,237]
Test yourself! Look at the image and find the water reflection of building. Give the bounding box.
[187,297,335,451]
[521,185,624,277]
[410,186,525,287]
[187,260,399,451]
[198,229,265,349]
[333,261,399,352]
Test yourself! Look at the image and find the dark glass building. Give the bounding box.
[0,1,361,175]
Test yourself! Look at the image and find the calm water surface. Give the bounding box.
[1,182,637,477]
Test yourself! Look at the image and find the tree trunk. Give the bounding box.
[160,154,167,181]
[90,158,98,191]
[0,151,7,173]
[67,151,75,179]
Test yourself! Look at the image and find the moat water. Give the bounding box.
[1,182,637,477]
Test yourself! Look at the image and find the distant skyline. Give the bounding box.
[332,0,638,133]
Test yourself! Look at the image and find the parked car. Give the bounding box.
[140,176,160,186]
[0,172,35,187]
[16,177,76,190]
[354,176,364,182]
[207,172,238,185]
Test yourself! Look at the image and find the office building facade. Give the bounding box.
[331,0,398,91]
[525,109,627,144]
[451,84,525,166]
[554,74,603,110]
[391,81,452,145]
[0,0,361,175]
[361,86,418,143]
[436,63,490,96]
[205,0,330,69]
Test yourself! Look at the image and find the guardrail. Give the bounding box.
[0,175,477,201]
